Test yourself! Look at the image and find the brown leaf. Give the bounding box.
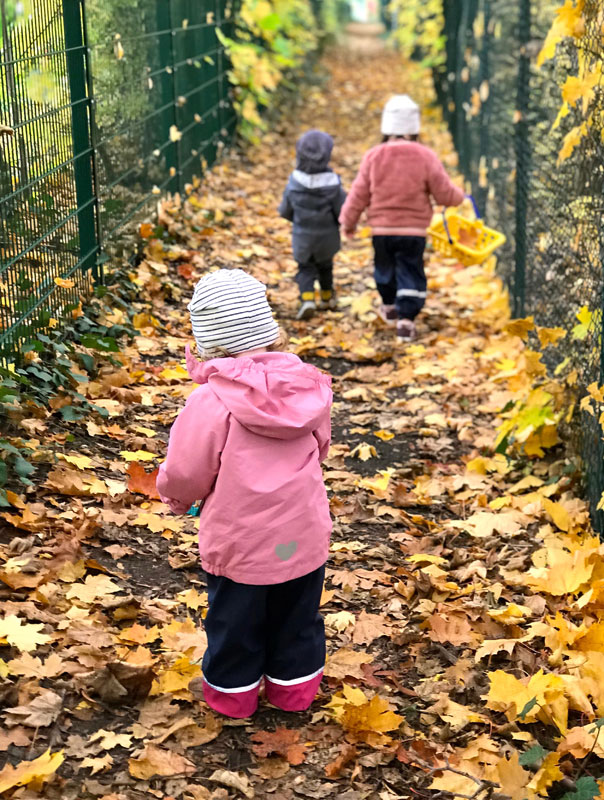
[5,690,63,728]
[0,727,31,751]
[129,744,196,780]
[251,728,306,765]
[126,462,160,499]
[325,744,357,778]
[79,662,155,704]
[351,611,390,645]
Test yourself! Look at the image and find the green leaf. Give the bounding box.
[258,12,281,30]
[519,745,548,767]
[81,334,119,352]
[590,717,604,731]
[0,461,7,488]
[519,697,538,720]
[78,353,96,374]
[0,487,10,506]
[14,455,34,480]
[560,776,600,800]
[59,405,84,422]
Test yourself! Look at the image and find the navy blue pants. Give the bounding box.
[296,258,333,299]
[373,235,426,320]
[202,565,326,717]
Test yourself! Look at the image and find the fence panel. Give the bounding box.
[433,0,604,528]
[0,0,236,363]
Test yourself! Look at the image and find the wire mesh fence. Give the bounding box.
[0,0,237,363]
[432,0,604,528]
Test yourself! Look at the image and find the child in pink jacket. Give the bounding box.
[339,95,464,342]
[157,268,332,719]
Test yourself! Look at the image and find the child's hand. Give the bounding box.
[342,228,355,240]
[163,497,191,515]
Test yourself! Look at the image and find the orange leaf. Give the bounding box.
[127,463,160,499]
[325,744,357,778]
[250,728,306,765]
[139,223,154,239]
[178,263,193,280]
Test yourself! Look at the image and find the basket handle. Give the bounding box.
[442,210,453,244]
[466,193,482,219]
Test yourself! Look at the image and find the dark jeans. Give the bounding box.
[296,257,333,299]
[202,565,326,689]
[373,235,426,320]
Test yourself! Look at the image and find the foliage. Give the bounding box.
[537,0,604,164]
[218,0,319,141]
[4,42,604,800]
[388,0,445,67]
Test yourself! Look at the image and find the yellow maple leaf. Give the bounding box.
[324,611,356,633]
[528,752,563,796]
[350,442,377,461]
[537,0,585,67]
[120,450,157,462]
[66,575,121,604]
[496,751,530,800]
[373,429,394,441]
[159,364,189,382]
[0,749,64,793]
[325,684,402,744]
[558,122,588,164]
[542,498,570,532]
[54,277,75,289]
[488,603,532,625]
[151,655,202,695]
[176,588,208,611]
[357,469,394,499]
[0,616,52,652]
[485,669,568,732]
[58,453,94,470]
[504,316,535,340]
[572,305,593,340]
[561,68,599,108]
[536,326,566,349]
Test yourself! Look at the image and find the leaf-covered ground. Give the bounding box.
[1,49,603,800]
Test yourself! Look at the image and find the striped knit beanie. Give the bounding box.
[188,269,280,356]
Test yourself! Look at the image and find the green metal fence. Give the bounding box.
[0,0,236,362]
[431,0,604,528]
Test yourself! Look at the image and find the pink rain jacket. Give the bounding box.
[339,140,465,237]
[157,348,333,585]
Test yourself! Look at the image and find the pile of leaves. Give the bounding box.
[2,46,604,800]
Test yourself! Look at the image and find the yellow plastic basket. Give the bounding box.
[428,196,506,267]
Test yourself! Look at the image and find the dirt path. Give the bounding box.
[1,49,591,800]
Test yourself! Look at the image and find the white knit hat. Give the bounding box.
[381,95,421,136]
[188,269,280,356]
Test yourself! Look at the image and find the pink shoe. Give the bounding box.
[377,304,397,327]
[396,319,416,342]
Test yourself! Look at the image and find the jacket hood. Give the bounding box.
[291,170,341,192]
[296,130,334,173]
[185,346,332,440]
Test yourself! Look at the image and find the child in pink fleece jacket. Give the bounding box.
[340,95,465,342]
[157,269,332,719]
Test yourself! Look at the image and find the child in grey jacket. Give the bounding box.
[278,130,347,320]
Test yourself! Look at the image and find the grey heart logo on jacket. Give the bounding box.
[275,541,298,561]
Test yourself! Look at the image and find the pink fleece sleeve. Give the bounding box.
[339,152,371,232]
[157,386,229,514]
[313,408,332,463]
[427,152,465,207]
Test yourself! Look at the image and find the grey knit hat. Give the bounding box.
[188,269,280,357]
[295,130,334,174]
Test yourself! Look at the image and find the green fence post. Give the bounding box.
[513,0,531,318]
[62,0,99,278]
[156,0,181,194]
